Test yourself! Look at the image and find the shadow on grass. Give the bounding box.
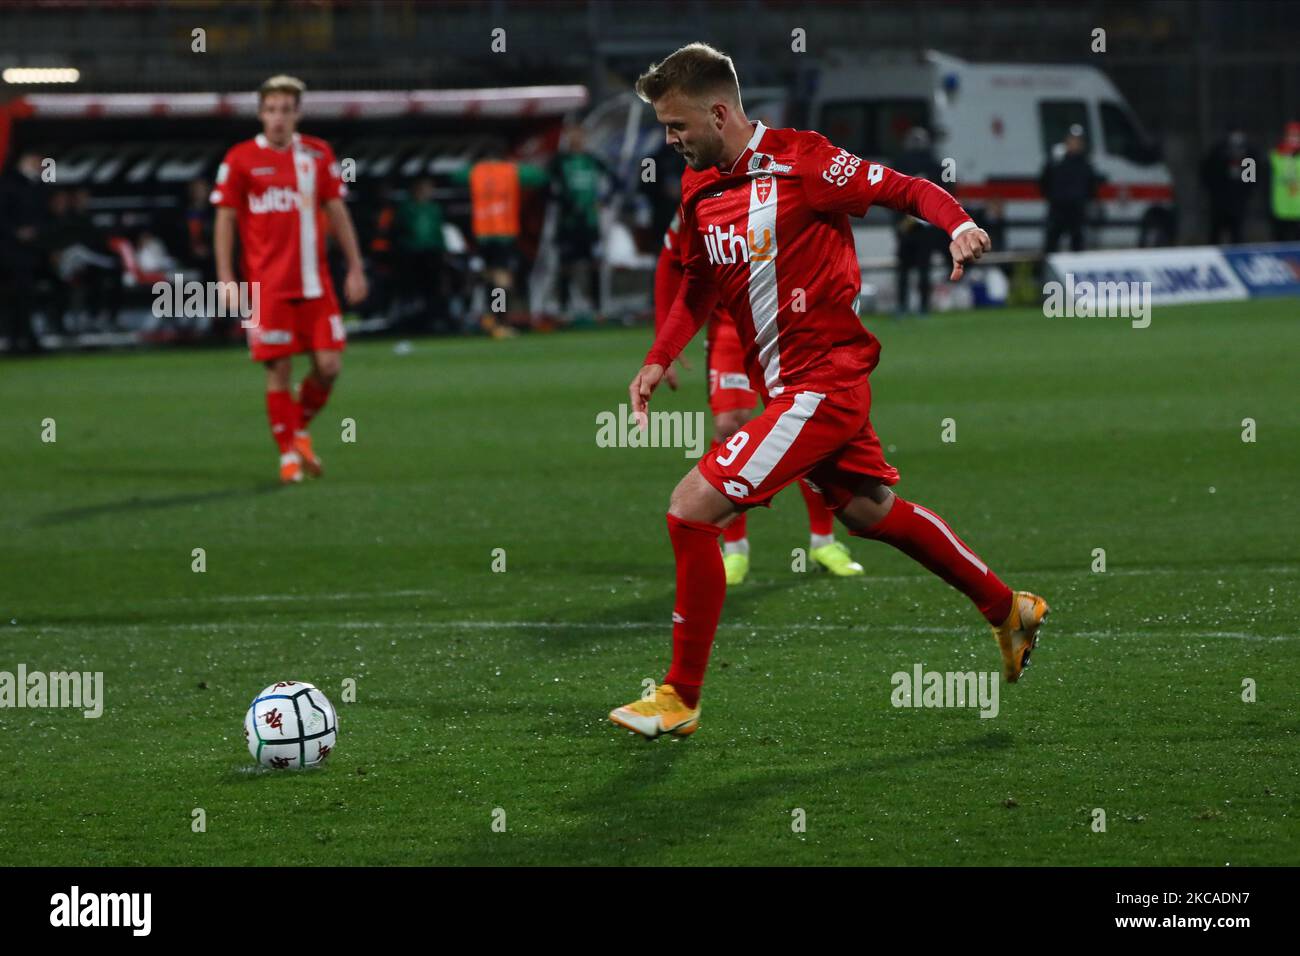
[441,728,1016,865]
[32,482,280,526]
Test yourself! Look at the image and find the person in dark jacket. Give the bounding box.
[549,123,612,318]
[892,126,946,315]
[1040,125,1103,252]
[1200,129,1255,245]
[0,149,49,354]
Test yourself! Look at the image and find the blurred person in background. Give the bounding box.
[641,137,686,250]
[395,177,448,331]
[549,122,612,320]
[212,74,368,484]
[455,145,547,336]
[38,189,75,337]
[1268,121,1300,242]
[0,149,50,354]
[1040,124,1102,252]
[1200,128,1255,245]
[892,126,945,316]
[183,177,231,340]
[135,228,177,276]
[365,180,401,324]
[56,187,123,332]
[185,178,214,268]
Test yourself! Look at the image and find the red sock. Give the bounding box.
[799,479,835,536]
[265,389,300,454]
[662,513,726,708]
[298,375,332,429]
[723,511,748,543]
[853,496,1012,624]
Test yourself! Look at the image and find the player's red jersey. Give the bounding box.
[647,121,975,398]
[655,209,732,343]
[210,132,345,299]
[655,213,756,413]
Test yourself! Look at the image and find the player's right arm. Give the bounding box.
[213,208,239,310]
[632,209,718,426]
[653,215,695,390]
[210,149,247,312]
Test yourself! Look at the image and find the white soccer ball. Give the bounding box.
[243,681,338,769]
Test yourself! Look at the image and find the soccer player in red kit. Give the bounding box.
[611,44,1049,738]
[656,212,865,584]
[212,75,368,483]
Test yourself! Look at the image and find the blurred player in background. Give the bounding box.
[212,75,368,483]
[550,123,611,321]
[655,211,864,584]
[612,44,1048,738]
[455,146,548,336]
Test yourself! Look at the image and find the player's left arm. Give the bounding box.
[324,199,369,305]
[318,143,368,305]
[804,137,991,280]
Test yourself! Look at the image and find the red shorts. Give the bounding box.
[246,288,346,363]
[706,318,758,415]
[697,380,899,510]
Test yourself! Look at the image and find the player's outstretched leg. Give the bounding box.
[800,478,863,577]
[838,482,1048,681]
[610,469,735,738]
[265,357,302,484]
[295,349,340,478]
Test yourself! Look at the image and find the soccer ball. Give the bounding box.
[243,680,338,769]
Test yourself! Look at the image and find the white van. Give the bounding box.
[805,49,1176,255]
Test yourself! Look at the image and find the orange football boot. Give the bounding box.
[294,432,322,478]
[610,683,701,738]
[991,591,1050,682]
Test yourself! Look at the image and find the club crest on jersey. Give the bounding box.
[754,177,772,204]
[702,223,775,265]
[747,151,792,175]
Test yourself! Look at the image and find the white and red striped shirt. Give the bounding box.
[647,122,974,398]
[211,132,346,300]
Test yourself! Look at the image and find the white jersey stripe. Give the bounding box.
[910,503,989,575]
[292,137,323,299]
[746,175,783,396]
[738,390,824,489]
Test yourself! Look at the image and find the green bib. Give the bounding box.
[1270,151,1300,220]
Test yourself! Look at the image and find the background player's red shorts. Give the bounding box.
[697,380,899,510]
[706,318,758,415]
[246,288,346,362]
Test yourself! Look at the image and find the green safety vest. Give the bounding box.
[1270,150,1300,220]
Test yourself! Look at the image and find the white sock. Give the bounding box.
[722,537,750,556]
[810,532,836,550]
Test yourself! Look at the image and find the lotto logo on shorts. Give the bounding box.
[721,479,750,499]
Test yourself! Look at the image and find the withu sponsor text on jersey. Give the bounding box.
[701,222,775,266]
[248,185,303,214]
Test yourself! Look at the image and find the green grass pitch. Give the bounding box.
[1,299,1296,866]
